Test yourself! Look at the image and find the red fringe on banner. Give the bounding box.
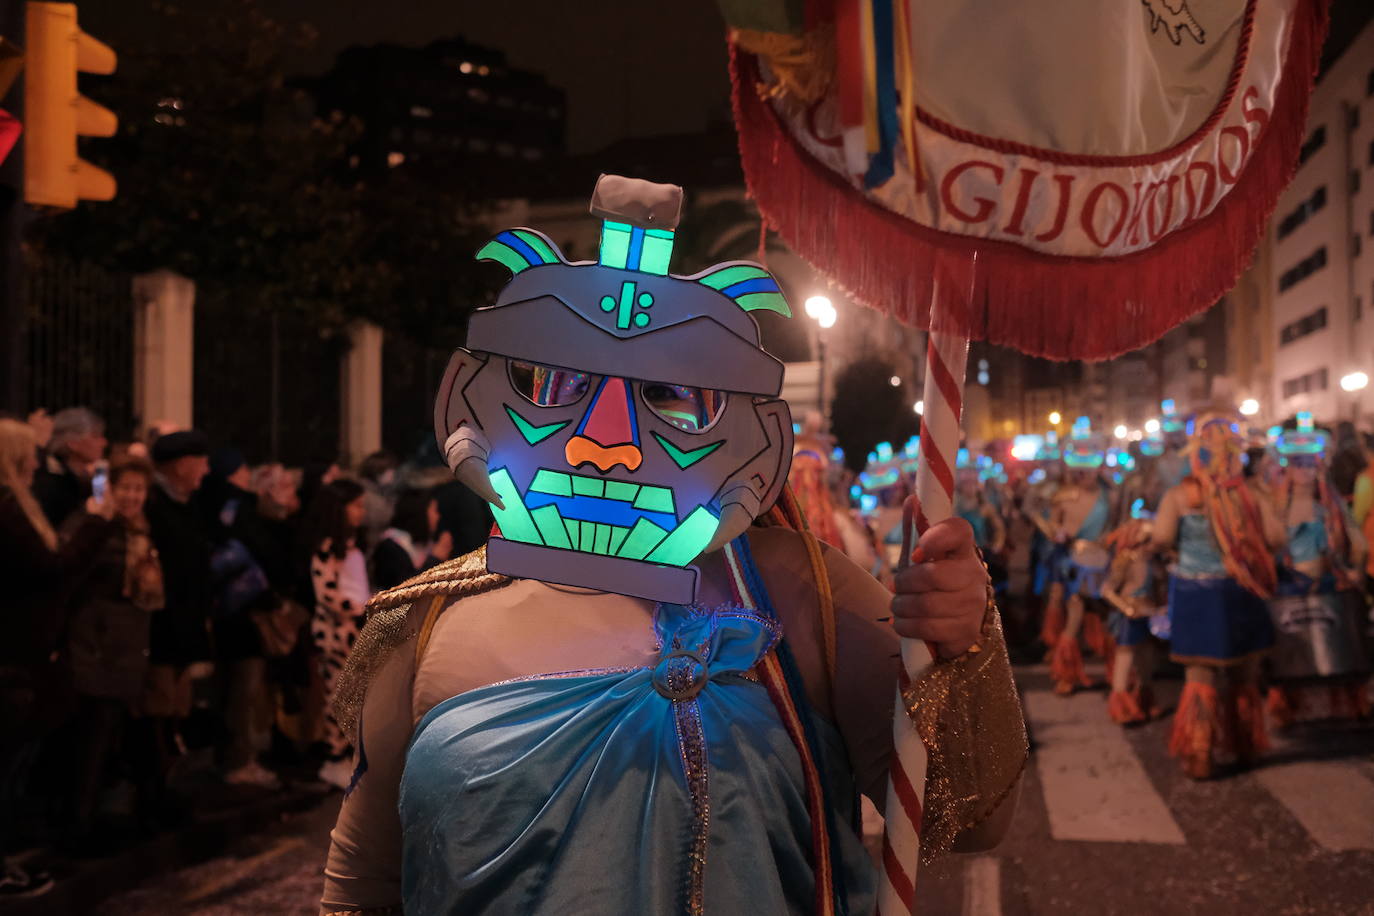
[727,0,1328,361]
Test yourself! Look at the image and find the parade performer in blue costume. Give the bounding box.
[1266,414,1369,726]
[1046,419,1116,695]
[1153,411,1285,780]
[318,177,1027,916]
[1100,506,1165,725]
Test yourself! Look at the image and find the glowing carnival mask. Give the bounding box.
[1062,417,1106,469]
[435,175,794,603]
[1273,410,1330,462]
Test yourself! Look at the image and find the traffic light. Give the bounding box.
[24,1,115,208]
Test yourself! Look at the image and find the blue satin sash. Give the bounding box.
[399,603,877,915]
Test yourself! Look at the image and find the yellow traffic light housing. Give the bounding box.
[24,1,116,208]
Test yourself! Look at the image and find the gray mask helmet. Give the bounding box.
[435,175,795,603]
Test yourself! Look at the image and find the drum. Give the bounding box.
[1267,590,1370,681]
[1070,539,1110,571]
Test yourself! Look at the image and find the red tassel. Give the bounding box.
[1049,633,1090,695]
[1039,594,1065,655]
[1267,685,1296,728]
[1081,613,1116,661]
[1107,689,1147,725]
[726,0,1329,361]
[1227,684,1269,763]
[1170,682,1218,761]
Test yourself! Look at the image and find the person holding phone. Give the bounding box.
[0,418,114,897]
[60,458,164,852]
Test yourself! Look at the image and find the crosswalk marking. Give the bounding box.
[1024,689,1187,845]
[962,857,1001,916]
[1255,761,1374,851]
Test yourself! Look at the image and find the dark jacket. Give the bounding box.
[32,456,90,530]
[145,482,213,665]
[64,520,157,700]
[371,536,441,591]
[0,490,113,669]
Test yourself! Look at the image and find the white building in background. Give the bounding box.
[1270,20,1374,425]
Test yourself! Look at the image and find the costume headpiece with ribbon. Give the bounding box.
[1187,410,1276,598]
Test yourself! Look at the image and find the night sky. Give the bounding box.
[79,1,1374,158]
[268,0,732,154]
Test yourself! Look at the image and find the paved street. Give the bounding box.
[79,658,1374,916]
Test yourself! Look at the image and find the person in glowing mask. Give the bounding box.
[1045,418,1117,696]
[1265,414,1368,726]
[318,177,1027,916]
[1152,411,1286,779]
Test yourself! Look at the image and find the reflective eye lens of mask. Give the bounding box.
[641,382,727,433]
[509,359,591,407]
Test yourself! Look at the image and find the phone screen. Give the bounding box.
[92,469,108,501]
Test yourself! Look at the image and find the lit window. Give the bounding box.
[387,151,406,167]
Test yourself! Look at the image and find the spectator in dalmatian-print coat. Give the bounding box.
[301,478,371,788]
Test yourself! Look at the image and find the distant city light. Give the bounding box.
[459,61,473,73]
[1144,418,1161,434]
[1340,371,1369,392]
[1239,398,1260,416]
[1048,411,1062,426]
[889,375,901,387]
[386,151,406,167]
[804,295,837,329]
[914,400,924,415]
[1113,424,1128,440]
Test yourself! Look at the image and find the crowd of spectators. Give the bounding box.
[0,406,489,900]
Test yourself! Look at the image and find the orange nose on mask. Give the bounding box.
[566,376,643,473]
[565,436,643,472]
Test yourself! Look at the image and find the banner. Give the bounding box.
[728,0,1328,359]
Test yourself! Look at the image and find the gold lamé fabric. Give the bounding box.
[902,603,1029,863]
[332,547,512,741]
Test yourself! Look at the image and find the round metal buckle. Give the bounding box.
[651,648,709,701]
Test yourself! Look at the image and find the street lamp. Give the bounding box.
[889,375,901,387]
[1239,398,1260,416]
[1113,424,1128,440]
[804,295,837,419]
[1144,418,1161,434]
[1340,371,1369,392]
[1048,410,1062,427]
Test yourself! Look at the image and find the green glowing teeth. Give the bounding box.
[645,506,719,566]
[526,470,673,512]
[618,517,669,560]
[572,476,604,497]
[489,469,542,545]
[633,485,674,514]
[604,480,638,502]
[531,469,572,496]
[531,504,571,549]
[496,467,703,565]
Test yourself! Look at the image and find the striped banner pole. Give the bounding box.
[877,275,969,913]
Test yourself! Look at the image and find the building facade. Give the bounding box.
[1269,20,1374,424]
[306,38,566,186]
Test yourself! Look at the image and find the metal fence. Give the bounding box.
[193,293,343,467]
[24,253,136,438]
